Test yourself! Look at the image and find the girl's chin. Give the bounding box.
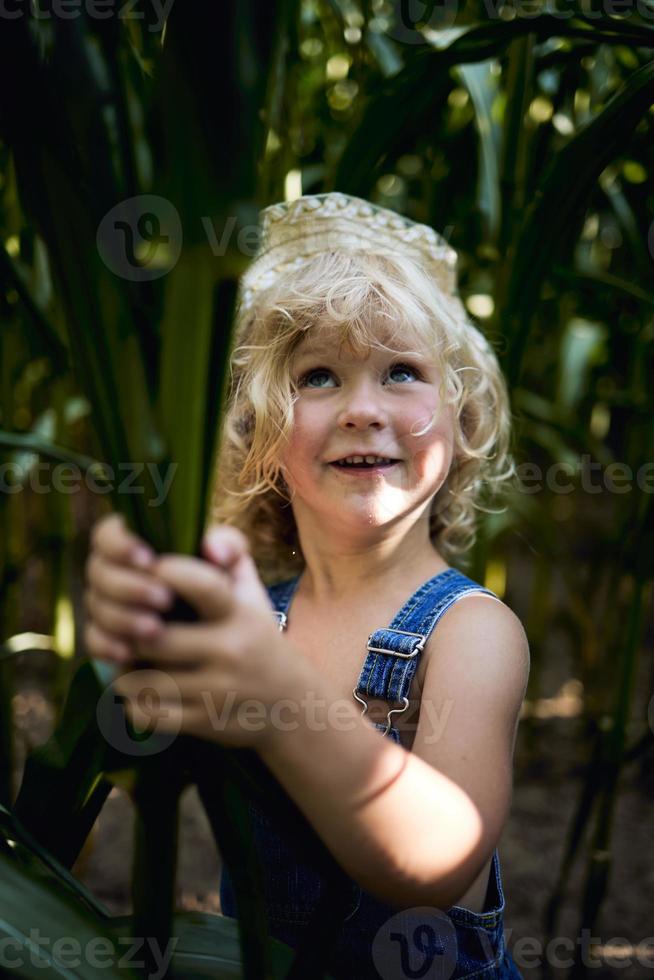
[320,504,405,529]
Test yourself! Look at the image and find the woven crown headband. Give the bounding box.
[237,191,463,314]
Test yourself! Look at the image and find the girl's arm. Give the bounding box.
[258,595,529,910]
[85,518,528,911]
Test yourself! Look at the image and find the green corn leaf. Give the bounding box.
[110,911,321,979]
[0,431,107,479]
[455,61,502,241]
[332,15,654,195]
[497,33,535,255]
[0,243,68,375]
[12,661,115,869]
[0,661,12,808]
[0,804,110,921]
[502,59,654,385]
[0,849,141,980]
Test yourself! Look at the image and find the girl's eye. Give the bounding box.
[299,368,336,388]
[387,362,420,383]
[298,362,421,388]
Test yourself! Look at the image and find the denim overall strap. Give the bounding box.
[268,576,302,632]
[353,568,499,742]
[219,577,358,978]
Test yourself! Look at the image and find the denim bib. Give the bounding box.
[220,568,523,979]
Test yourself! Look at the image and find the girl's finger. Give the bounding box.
[202,525,250,569]
[113,667,183,736]
[86,554,174,611]
[91,512,155,568]
[151,555,233,622]
[85,590,163,639]
[83,621,132,663]
[202,526,272,610]
[132,622,231,668]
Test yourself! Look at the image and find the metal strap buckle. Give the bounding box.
[366,628,426,659]
[272,610,287,631]
[352,690,410,737]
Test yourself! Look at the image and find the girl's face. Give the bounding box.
[279,327,456,544]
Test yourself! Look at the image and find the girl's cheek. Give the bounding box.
[412,449,436,480]
[411,424,455,481]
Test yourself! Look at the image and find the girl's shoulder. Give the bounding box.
[264,566,511,640]
[420,577,530,696]
[264,566,498,610]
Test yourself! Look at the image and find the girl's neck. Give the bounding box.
[295,544,450,607]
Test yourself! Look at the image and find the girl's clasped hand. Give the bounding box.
[83,513,299,749]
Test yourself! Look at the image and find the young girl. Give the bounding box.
[84,192,529,979]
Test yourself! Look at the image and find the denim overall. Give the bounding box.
[220,568,523,979]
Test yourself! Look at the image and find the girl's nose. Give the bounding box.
[336,378,388,429]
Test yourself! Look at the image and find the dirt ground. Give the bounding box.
[9,661,654,980]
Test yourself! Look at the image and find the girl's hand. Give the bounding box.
[111,526,300,750]
[83,513,173,664]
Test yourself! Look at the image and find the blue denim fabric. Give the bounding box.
[221,569,524,979]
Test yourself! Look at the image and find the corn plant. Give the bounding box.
[1,2,653,978]
[0,2,337,978]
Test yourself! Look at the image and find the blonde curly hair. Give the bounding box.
[209,249,518,585]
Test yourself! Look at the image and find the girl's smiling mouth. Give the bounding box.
[329,458,400,475]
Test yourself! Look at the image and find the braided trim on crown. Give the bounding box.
[238,192,460,313]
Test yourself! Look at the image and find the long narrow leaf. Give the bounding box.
[0,850,142,980]
[333,14,654,194]
[456,61,502,240]
[502,60,654,384]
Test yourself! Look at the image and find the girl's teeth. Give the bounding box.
[337,456,394,467]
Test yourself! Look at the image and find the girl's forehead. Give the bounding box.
[291,323,432,359]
